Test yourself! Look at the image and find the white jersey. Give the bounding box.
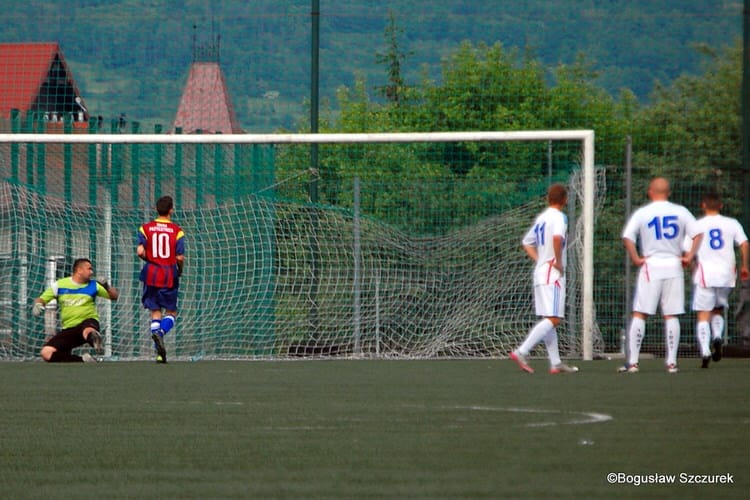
[692,214,748,288]
[522,206,567,286]
[622,200,698,279]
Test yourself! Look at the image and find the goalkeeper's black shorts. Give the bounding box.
[45,318,100,352]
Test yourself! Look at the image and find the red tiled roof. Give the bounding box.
[0,42,58,117]
[0,43,50,117]
[173,62,243,134]
[0,42,86,120]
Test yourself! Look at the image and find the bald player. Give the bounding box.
[620,177,701,374]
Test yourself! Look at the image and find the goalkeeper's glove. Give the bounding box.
[32,302,45,317]
[96,278,111,291]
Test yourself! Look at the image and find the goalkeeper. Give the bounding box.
[33,258,119,362]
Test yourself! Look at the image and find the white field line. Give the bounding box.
[456,405,613,427]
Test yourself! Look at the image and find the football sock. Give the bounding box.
[543,328,561,367]
[151,320,162,337]
[518,318,554,356]
[696,321,711,357]
[711,314,724,340]
[49,351,83,362]
[665,317,680,366]
[161,315,176,335]
[627,317,645,366]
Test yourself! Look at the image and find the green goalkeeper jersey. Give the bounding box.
[39,277,109,329]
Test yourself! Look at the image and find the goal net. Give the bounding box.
[0,131,603,361]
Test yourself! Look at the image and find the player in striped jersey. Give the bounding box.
[137,196,185,363]
[688,192,749,367]
[32,258,119,362]
[510,183,578,374]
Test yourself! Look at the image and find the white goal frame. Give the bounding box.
[0,130,596,360]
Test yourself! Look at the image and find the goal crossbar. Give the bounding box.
[0,130,593,145]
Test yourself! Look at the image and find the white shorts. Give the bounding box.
[632,272,685,316]
[534,279,565,318]
[691,286,731,312]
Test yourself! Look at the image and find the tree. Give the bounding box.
[374,10,413,105]
[631,40,742,213]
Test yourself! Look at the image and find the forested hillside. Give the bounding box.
[0,0,741,131]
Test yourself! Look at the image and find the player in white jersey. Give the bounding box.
[510,183,578,374]
[621,177,701,374]
[688,192,749,368]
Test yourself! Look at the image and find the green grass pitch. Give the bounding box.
[1,358,748,499]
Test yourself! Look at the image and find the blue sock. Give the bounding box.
[161,315,175,335]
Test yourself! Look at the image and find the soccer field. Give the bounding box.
[1,358,748,499]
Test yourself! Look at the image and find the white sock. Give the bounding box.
[665,317,680,366]
[711,314,725,340]
[518,318,554,356]
[696,321,711,358]
[627,317,645,366]
[544,328,561,367]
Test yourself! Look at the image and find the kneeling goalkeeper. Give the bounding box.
[33,258,118,362]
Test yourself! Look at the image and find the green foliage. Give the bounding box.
[272,31,744,246]
[374,10,412,105]
[289,39,631,234]
[631,41,742,212]
[0,1,739,131]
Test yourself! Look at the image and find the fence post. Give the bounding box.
[154,124,163,198]
[566,182,577,355]
[174,127,183,208]
[24,112,34,185]
[35,113,47,195]
[195,130,204,206]
[110,118,121,207]
[63,115,73,263]
[10,109,19,181]
[214,133,223,205]
[131,121,141,208]
[88,114,98,260]
[623,136,633,355]
[9,109,21,351]
[233,143,242,199]
[36,113,49,292]
[353,176,361,355]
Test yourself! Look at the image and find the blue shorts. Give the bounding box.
[142,285,179,312]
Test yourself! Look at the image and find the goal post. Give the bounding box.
[0,130,598,361]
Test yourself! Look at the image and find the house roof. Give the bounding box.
[0,42,87,121]
[173,61,243,134]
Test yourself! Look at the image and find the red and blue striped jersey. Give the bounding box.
[138,217,185,288]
